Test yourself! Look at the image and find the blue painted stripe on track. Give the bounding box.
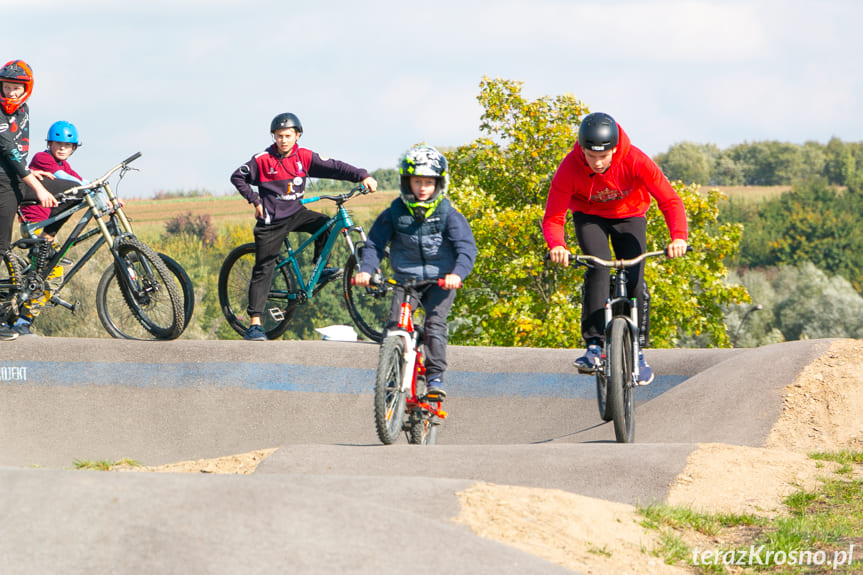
[0,361,687,399]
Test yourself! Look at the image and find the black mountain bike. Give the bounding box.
[0,153,192,339]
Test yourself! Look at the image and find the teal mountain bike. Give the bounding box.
[218,185,394,341]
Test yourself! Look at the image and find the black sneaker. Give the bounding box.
[425,378,447,400]
[12,321,36,337]
[318,267,343,285]
[0,325,20,341]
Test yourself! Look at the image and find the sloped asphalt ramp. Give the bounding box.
[0,337,833,574]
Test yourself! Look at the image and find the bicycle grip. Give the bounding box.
[124,152,142,165]
[438,278,461,289]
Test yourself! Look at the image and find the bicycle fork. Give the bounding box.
[603,296,643,386]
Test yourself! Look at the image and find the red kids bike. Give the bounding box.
[371,278,451,445]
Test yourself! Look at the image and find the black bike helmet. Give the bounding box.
[270,112,303,134]
[578,112,619,151]
[398,144,448,219]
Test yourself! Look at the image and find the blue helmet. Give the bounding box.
[46,121,80,146]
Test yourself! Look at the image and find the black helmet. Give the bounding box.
[270,113,303,134]
[398,145,448,219]
[578,112,619,152]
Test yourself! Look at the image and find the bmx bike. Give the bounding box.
[569,250,671,443]
[370,278,450,445]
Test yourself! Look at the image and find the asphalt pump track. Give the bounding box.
[0,337,834,574]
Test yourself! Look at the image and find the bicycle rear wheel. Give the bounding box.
[343,251,393,343]
[408,375,440,445]
[97,253,194,340]
[217,243,296,340]
[607,317,635,443]
[96,237,184,340]
[0,251,23,325]
[374,336,408,445]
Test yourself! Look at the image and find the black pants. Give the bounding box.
[0,175,22,253]
[247,208,329,318]
[573,212,651,347]
[387,284,456,382]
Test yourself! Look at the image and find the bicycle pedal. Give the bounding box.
[575,365,597,375]
[49,295,80,313]
[268,307,285,322]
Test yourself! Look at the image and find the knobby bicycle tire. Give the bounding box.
[97,252,194,340]
[374,336,408,445]
[217,243,296,340]
[607,318,635,443]
[0,251,23,325]
[96,237,184,340]
[342,252,393,343]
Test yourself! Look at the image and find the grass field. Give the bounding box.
[712,185,792,203]
[123,189,400,234]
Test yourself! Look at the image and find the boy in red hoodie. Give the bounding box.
[543,112,688,384]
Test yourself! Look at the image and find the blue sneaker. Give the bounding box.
[12,319,36,337]
[244,325,267,341]
[637,352,654,385]
[574,344,602,374]
[426,377,447,400]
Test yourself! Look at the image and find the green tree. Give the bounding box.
[824,136,855,185]
[447,77,748,348]
[654,142,717,185]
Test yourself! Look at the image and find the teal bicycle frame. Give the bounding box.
[271,188,370,304]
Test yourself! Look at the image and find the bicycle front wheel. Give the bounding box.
[374,336,408,445]
[96,237,184,340]
[97,252,193,340]
[595,370,613,422]
[343,252,393,342]
[217,243,296,340]
[607,317,635,443]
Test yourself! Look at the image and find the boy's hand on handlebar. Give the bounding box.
[440,274,462,290]
[666,239,688,258]
[37,189,59,208]
[353,271,371,287]
[361,176,378,193]
[548,246,570,267]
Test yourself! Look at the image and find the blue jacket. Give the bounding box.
[361,197,477,281]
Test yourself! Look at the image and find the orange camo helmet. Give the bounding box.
[0,60,34,115]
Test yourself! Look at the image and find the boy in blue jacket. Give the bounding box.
[353,145,477,399]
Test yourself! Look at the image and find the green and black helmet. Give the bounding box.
[398,144,448,219]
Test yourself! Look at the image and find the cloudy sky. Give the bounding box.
[7,0,859,197]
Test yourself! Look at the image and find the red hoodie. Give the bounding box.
[542,124,688,249]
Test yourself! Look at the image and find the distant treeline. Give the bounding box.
[654,137,863,187]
